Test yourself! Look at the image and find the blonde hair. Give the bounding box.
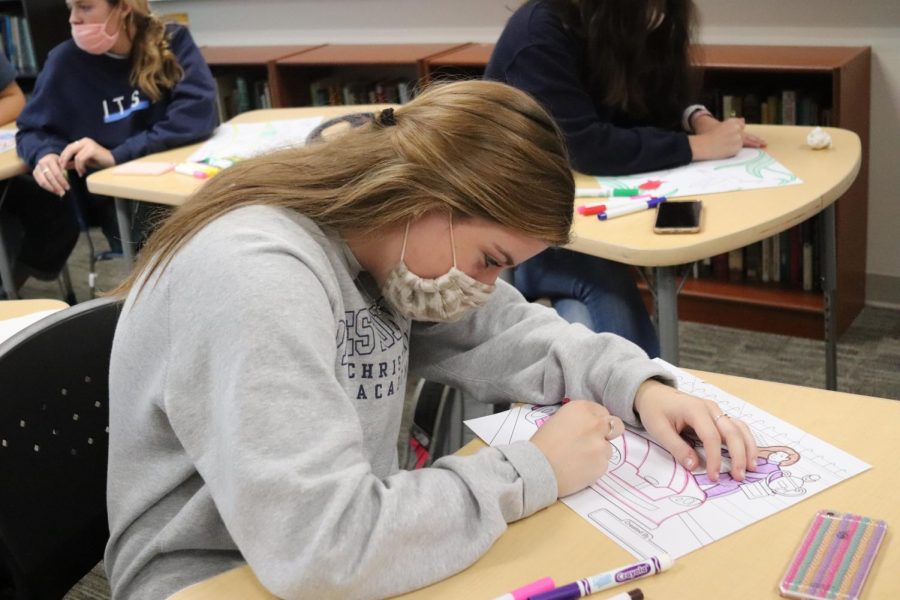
[111,0,183,101]
[115,80,575,296]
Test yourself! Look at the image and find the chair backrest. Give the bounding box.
[0,298,121,600]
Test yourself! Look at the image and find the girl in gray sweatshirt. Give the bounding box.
[105,80,758,600]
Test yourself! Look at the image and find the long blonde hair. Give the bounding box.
[116,80,575,296]
[111,0,183,101]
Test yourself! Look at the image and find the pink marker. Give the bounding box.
[491,576,556,600]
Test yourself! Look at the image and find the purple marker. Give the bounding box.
[529,554,673,600]
[597,197,667,220]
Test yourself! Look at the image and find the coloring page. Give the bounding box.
[582,149,802,199]
[187,117,324,163]
[465,359,869,559]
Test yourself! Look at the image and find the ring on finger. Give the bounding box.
[606,416,618,439]
[713,412,729,423]
[41,167,51,174]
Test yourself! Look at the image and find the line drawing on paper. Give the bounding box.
[465,360,869,559]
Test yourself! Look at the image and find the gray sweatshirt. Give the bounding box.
[105,205,673,600]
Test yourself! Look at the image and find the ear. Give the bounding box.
[117,1,133,19]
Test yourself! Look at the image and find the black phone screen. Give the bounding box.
[655,200,702,230]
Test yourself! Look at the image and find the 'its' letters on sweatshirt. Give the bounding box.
[102,89,150,123]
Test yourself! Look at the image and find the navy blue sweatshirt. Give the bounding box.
[485,1,693,175]
[16,24,216,168]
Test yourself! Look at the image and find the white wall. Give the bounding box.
[159,0,900,303]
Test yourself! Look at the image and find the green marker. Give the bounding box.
[575,187,640,198]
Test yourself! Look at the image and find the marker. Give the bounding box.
[529,555,673,600]
[597,197,667,220]
[174,161,220,179]
[577,197,650,216]
[490,576,555,600]
[575,187,640,198]
[604,590,643,600]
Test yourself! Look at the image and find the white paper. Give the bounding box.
[187,117,325,163]
[465,359,870,560]
[0,129,16,153]
[585,149,802,198]
[0,309,64,345]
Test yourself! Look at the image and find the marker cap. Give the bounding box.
[656,553,674,573]
[491,576,556,600]
[510,576,555,600]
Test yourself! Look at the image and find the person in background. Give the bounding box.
[15,0,216,278]
[485,0,767,357]
[0,54,24,125]
[0,51,80,294]
[104,80,757,600]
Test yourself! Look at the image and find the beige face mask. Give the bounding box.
[380,214,496,322]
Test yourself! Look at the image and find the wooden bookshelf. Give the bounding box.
[273,43,466,107]
[201,45,322,117]
[3,0,70,85]
[422,43,494,82]
[688,45,870,338]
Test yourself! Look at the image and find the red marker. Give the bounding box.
[577,196,651,216]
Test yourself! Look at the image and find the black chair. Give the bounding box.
[407,379,460,468]
[0,298,120,600]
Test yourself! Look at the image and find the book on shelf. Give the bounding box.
[781,90,797,125]
[742,93,761,124]
[761,237,772,283]
[213,74,271,122]
[234,76,251,114]
[213,73,236,123]
[744,242,762,283]
[727,249,744,282]
[310,77,414,106]
[721,94,742,119]
[0,14,37,74]
[708,86,828,126]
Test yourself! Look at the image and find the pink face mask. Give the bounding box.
[71,9,121,55]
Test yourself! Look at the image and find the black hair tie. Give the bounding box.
[378,107,397,127]
[305,112,377,144]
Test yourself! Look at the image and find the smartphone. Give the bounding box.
[653,200,703,234]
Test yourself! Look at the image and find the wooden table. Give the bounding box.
[0,299,68,320]
[571,125,860,388]
[86,105,391,262]
[169,371,897,600]
[88,122,860,387]
[0,122,28,300]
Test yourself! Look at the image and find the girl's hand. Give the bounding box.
[743,131,767,148]
[530,399,623,497]
[689,117,745,161]
[33,152,69,196]
[693,113,767,149]
[633,380,759,482]
[58,137,115,177]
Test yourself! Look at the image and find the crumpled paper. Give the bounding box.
[806,126,832,150]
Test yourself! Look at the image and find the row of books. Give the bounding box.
[309,79,414,106]
[693,219,822,292]
[703,89,832,127]
[0,14,37,75]
[213,74,272,123]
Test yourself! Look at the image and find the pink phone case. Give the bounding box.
[779,510,887,600]
[111,161,175,175]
